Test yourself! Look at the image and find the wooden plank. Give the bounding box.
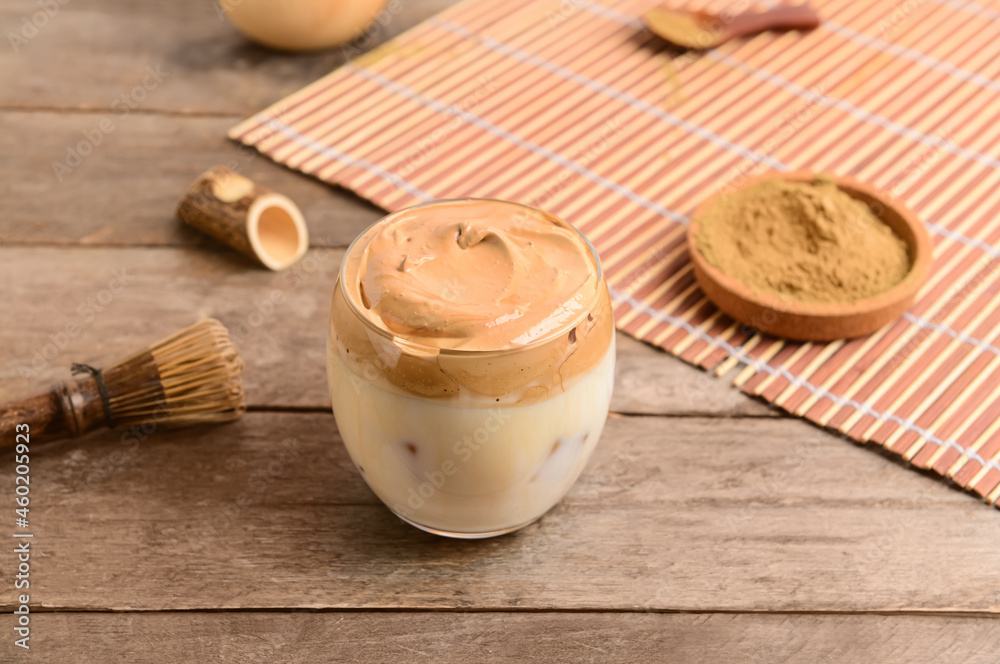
[5,612,1000,663]
[0,0,460,115]
[0,411,992,612]
[0,112,383,247]
[1,0,462,245]
[614,337,773,416]
[0,246,774,417]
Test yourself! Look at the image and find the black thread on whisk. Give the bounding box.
[71,363,116,429]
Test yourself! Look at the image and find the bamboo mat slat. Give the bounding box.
[230,0,1000,506]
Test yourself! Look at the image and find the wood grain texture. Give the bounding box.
[0,112,382,247]
[0,246,773,417]
[4,0,998,655]
[0,411,992,613]
[0,0,460,115]
[0,0,460,248]
[0,386,71,443]
[5,612,1000,664]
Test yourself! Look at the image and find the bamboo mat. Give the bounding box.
[230,0,1000,505]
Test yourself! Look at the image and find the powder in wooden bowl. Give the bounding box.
[695,176,911,304]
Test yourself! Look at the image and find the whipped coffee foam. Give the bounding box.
[332,199,613,405]
[328,199,617,535]
[354,200,599,350]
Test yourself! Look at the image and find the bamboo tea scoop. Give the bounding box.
[0,319,246,445]
[644,4,821,50]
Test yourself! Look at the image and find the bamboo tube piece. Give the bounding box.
[177,166,308,271]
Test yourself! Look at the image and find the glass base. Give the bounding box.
[395,512,542,539]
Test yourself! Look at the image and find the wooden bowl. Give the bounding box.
[687,171,932,342]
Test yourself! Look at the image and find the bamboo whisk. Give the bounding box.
[1,319,246,445]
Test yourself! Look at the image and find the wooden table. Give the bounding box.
[1,1,998,661]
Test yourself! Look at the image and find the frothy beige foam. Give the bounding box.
[355,200,598,350]
[331,200,613,405]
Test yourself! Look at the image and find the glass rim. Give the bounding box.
[338,198,605,357]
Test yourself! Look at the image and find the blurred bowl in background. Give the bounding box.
[222,0,390,52]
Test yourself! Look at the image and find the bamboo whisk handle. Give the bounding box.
[0,378,104,446]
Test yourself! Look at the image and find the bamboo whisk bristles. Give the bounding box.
[0,318,246,445]
[101,318,246,428]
